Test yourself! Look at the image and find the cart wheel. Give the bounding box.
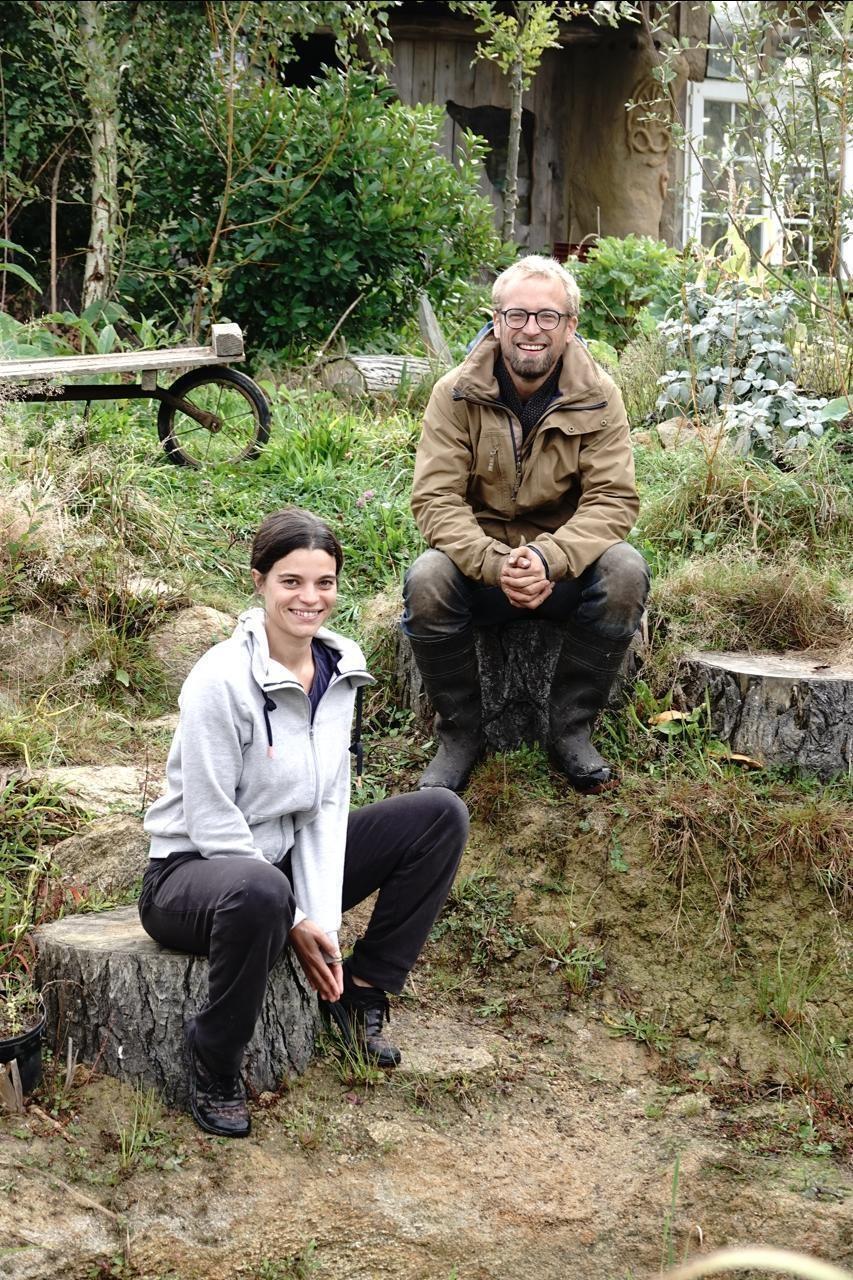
[157,366,270,467]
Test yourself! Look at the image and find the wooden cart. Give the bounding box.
[0,322,270,467]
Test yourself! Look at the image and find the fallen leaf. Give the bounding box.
[708,747,764,768]
[648,709,692,725]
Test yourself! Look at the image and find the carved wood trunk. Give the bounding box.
[34,906,318,1108]
[676,651,853,779]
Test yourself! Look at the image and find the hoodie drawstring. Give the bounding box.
[349,686,364,788]
[262,694,276,759]
[262,686,364,780]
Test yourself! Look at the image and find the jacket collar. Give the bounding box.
[236,607,370,692]
[453,332,604,408]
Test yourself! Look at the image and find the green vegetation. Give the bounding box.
[572,235,686,350]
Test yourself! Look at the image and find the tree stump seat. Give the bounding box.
[397,620,638,752]
[676,650,853,779]
[34,906,318,1108]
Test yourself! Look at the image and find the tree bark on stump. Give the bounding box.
[397,622,638,752]
[321,354,434,396]
[676,651,853,779]
[34,906,318,1108]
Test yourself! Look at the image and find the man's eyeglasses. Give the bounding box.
[498,308,572,331]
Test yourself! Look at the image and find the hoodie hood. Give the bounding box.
[236,606,371,693]
[236,606,373,769]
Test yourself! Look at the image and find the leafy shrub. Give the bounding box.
[656,283,846,454]
[123,70,502,351]
[572,235,685,350]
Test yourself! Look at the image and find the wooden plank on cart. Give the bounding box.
[0,326,245,383]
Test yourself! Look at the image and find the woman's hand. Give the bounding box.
[289,919,344,1002]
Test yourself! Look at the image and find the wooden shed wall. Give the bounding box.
[390,38,571,251]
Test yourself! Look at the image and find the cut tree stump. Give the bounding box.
[397,622,639,752]
[321,354,435,396]
[34,906,318,1108]
[676,651,853,779]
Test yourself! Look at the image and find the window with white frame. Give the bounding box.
[682,5,836,269]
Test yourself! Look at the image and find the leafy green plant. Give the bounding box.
[0,238,40,292]
[605,1009,671,1054]
[125,69,501,351]
[572,235,685,350]
[656,283,850,455]
[535,929,605,996]
[431,871,528,971]
[0,971,43,1038]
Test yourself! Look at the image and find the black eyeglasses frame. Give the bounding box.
[497,308,574,331]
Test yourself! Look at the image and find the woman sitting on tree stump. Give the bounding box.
[140,507,468,1138]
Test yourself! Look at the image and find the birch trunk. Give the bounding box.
[78,0,119,309]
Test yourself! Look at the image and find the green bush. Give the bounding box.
[572,235,686,350]
[122,70,502,352]
[656,283,845,455]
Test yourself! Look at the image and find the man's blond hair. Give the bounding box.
[492,255,581,318]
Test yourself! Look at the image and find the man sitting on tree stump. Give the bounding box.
[403,255,650,794]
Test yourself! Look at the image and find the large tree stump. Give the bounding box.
[397,622,638,752]
[34,906,318,1108]
[676,651,853,779]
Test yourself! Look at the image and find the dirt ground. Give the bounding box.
[1,787,851,1280]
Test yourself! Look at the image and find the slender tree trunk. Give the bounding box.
[502,53,523,241]
[50,152,68,313]
[78,0,120,310]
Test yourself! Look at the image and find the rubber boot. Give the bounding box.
[407,629,484,793]
[549,621,631,794]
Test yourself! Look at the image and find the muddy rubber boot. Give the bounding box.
[407,629,484,793]
[549,621,631,794]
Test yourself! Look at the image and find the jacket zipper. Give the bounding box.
[454,390,609,502]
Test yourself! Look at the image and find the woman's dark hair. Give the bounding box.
[251,507,344,577]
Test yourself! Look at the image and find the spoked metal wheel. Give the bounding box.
[157,366,270,467]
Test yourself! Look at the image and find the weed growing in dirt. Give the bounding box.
[755,944,830,1030]
[242,1243,318,1280]
[430,870,529,972]
[605,1009,672,1054]
[110,1083,171,1174]
[534,926,605,996]
[316,1028,385,1090]
[466,744,556,825]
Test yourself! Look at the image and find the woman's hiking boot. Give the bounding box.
[320,968,401,1069]
[184,1022,251,1138]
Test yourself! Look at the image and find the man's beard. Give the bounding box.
[506,342,559,382]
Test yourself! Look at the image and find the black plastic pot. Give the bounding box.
[0,1008,45,1095]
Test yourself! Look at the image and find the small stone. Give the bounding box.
[671,1091,711,1117]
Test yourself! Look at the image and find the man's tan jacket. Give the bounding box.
[411,331,639,586]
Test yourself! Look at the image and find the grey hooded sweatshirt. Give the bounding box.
[143,608,373,937]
